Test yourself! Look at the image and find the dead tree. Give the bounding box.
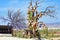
[27,0,55,38]
[1,9,27,30]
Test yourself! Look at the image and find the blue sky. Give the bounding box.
[0,0,60,25]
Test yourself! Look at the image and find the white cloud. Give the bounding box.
[8,0,20,6]
[0,0,28,11]
[0,7,21,12]
[0,8,8,11]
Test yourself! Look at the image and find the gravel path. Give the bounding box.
[0,37,60,40]
[0,34,38,40]
[0,34,12,37]
[0,37,38,40]
[0,34,60,40]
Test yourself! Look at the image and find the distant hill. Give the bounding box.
[46,22,60,29]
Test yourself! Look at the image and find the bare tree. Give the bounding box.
[1,9,27,30]
[27,0,56,38]
[28,0,56,29]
